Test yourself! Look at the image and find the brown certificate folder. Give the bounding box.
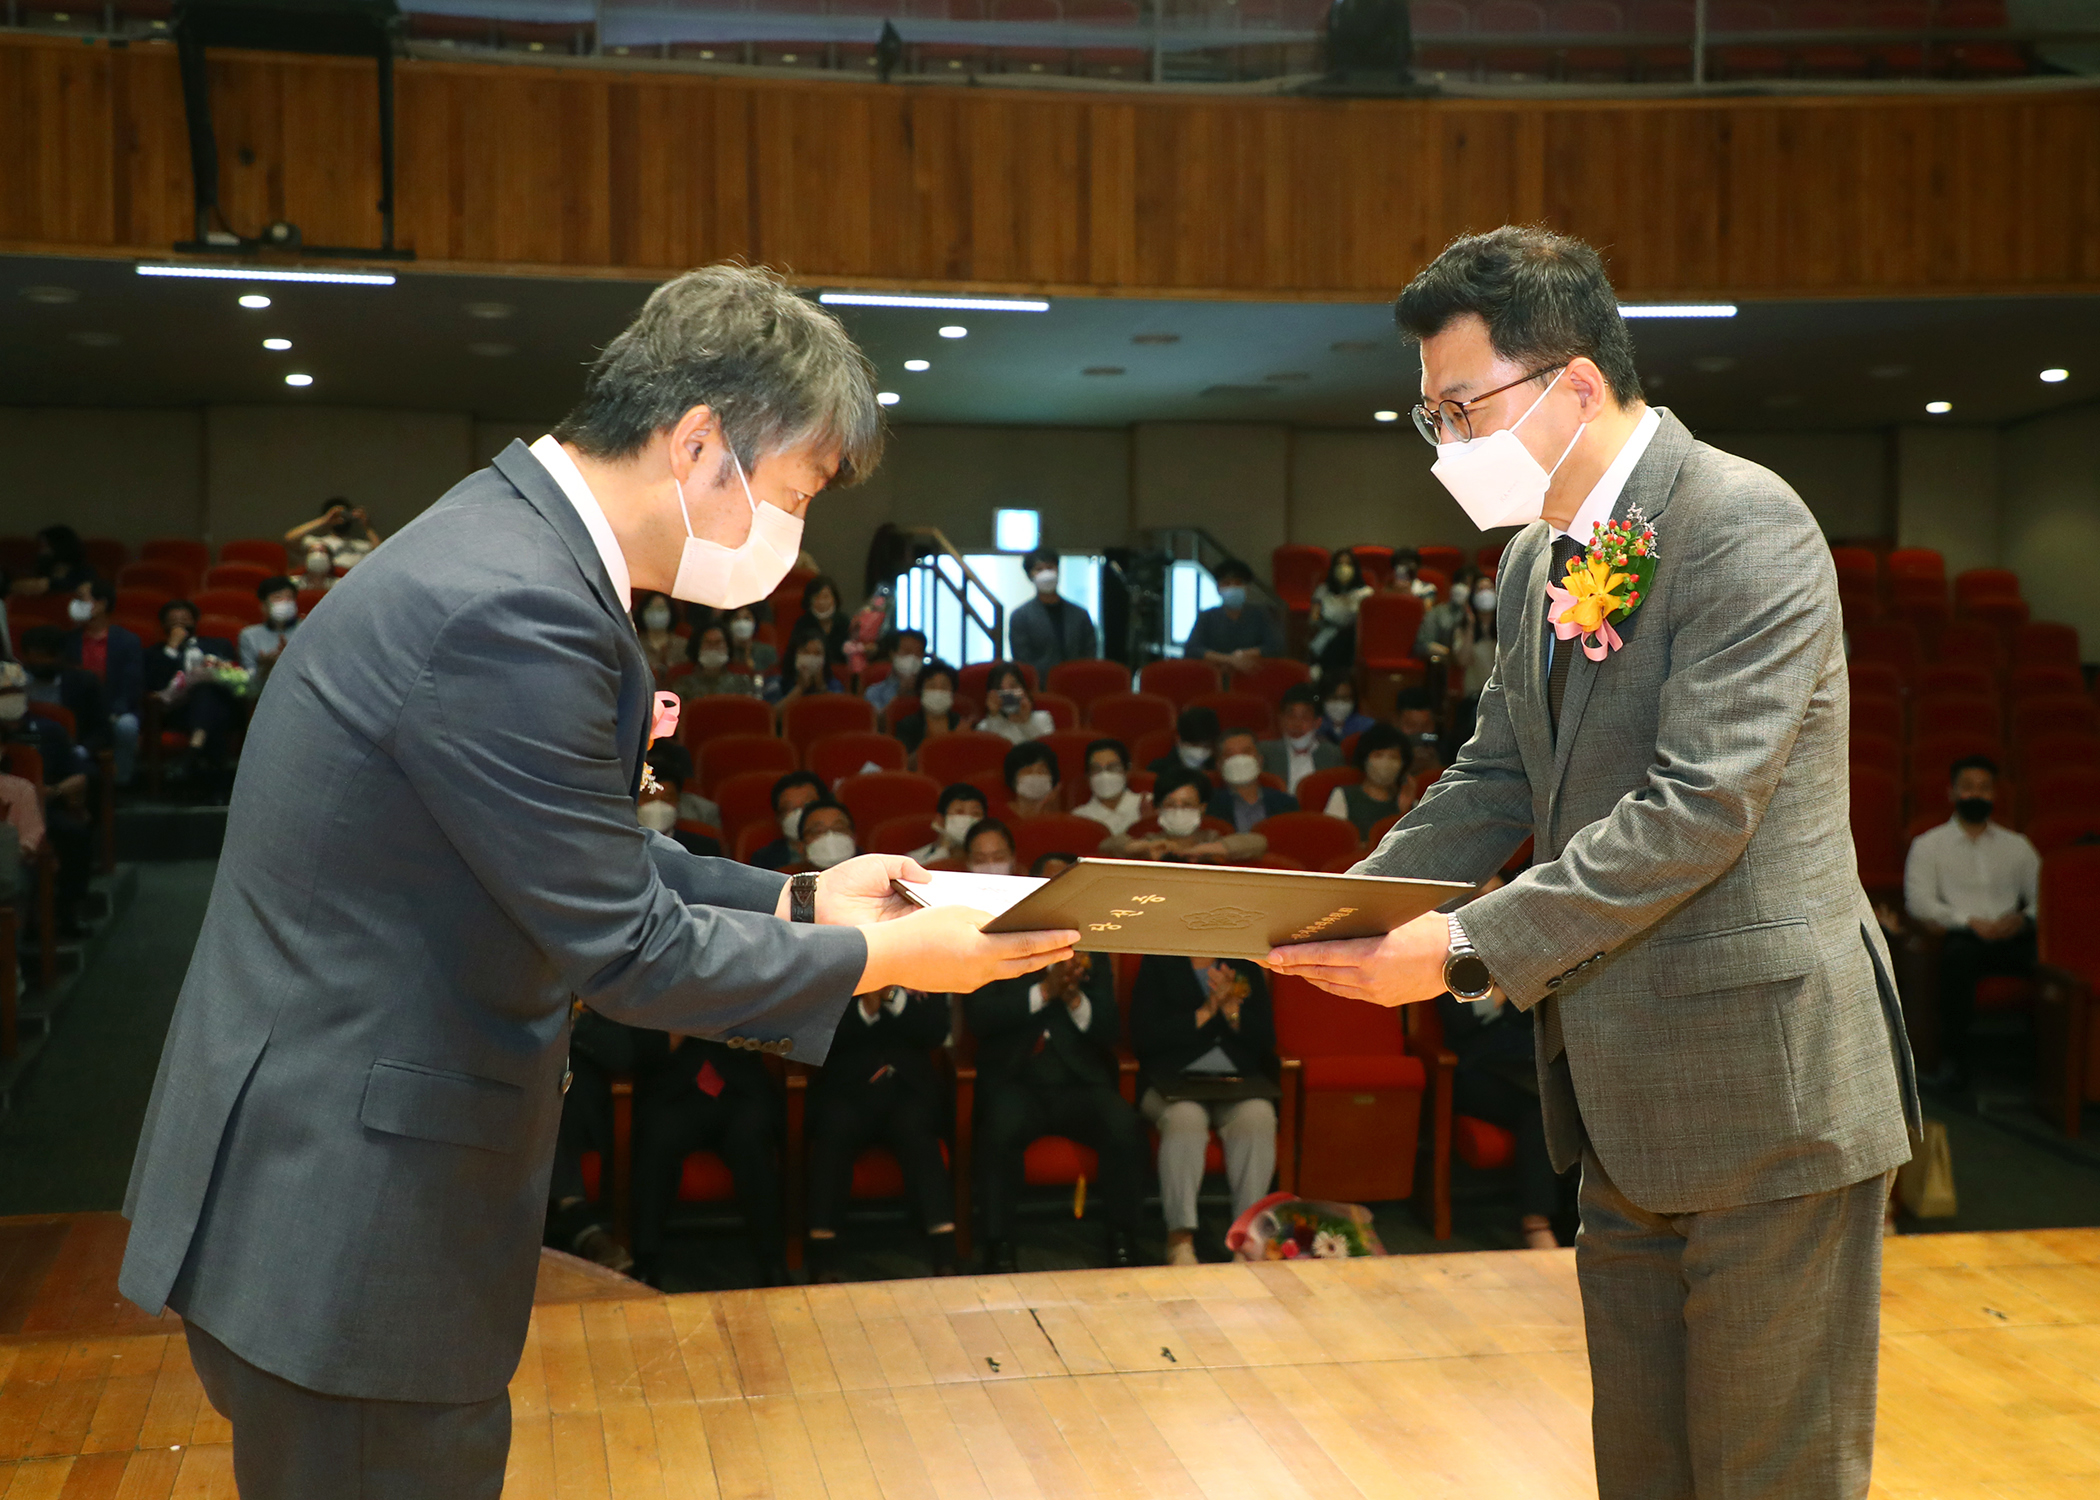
[900,857,1471,960]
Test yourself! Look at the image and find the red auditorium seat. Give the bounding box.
[1232,656,1312,708]
[1849,765,1905,894]
[1416,545,1464,579]
[1254,811,1362,869]
[0,536,35,577]
[119,561,196,597]
[1402,1000,1516,1241]
[1961,598,2031,644]
[220,538,291,571]
[1908,730,2002,794]
[141,538,212,577]
[2015,623,2080,671]
[2017,732,2100,783]
[1913,694,1997,740]
[1033,691,1080,731]
[958,662,1037,701]
[2025,813,2100,858]
[1849,622,1922,684]
[1138,659,1222,707]
[196,614,250,647]
[869,813,936,856]
[1896,597,1951,655]
[1086,690,1176,743]
[1830,546,1880,595]
[82,537,130,579]
[1954,568,2021,607]
[764,568,818,628]
[192,587,264,625]
[1010,814,1109,868]
[1475,543,1507,572]
[2011,665,2084,703]
[1131,730,1176,771]
[1357,593,1427,679]
[1188,691,1274,738]
[1847,660,1904,702]
[781,695,876,760]
[1851,695,1904,745]
[682,694,773,751]
[807,731,906,788]
[736,821,781,862]
[882,694,920,732]
[1934,625,2004,673]
[1916,664,1996,701]
[836,770,940,832]
[2013,697,2100,752]
[1350,546,1395,590]
[2037,844,2100,1130]
[1270,544,1330,613]
[1295,765,1362,815]
[204,562,273,591]
[1885,548,1946,604]
[296,587,330,618]
[699,733,797,795]
[2028,767,2100,821]
[1271,973,1425,1206]
[916,731,1012,788]
[1046,659,1130,715]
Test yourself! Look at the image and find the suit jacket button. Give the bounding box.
[1545,976,1562,990]
[1592,952,1604,963]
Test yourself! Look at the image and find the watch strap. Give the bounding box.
[789,872,819,924]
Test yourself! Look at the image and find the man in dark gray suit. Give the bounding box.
[1269,228,1919,1499]
[119,265,1075,1499]
[1007,547,1098,685]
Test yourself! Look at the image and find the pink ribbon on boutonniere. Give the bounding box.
[650,691,681,744]
[1545,578,1624,662]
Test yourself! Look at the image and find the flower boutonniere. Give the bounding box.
[1546,505,1659,662]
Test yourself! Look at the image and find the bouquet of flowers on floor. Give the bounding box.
[1226,1191,1386,1261]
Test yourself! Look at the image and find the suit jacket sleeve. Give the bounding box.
[644,828,786,913]
[1458,499,1841,1007]
[390,585,864,1063]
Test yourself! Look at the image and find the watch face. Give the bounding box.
[1445,954,1493,998]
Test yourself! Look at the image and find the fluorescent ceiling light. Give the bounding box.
[137,264,396,286]
[819,292,1048,312]
[2040,367,2069,383]
[1925,400,1951,414]
[262,337,292,351]
[1618,304,1737,318]
[903,359,930,372]
[877,391,900,406]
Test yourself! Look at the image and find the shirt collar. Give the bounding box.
[529,434,632,609]
[1553,405,1662,546]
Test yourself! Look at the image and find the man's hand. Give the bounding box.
[777,853,930,926]
[857,905,1078,995]
[1263,909,1452,1007]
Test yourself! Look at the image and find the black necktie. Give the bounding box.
[1546,535,1583,735]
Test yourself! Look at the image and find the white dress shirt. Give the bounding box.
[1074,789,1146,837]
[1553,404,1663,546]
[1904,816,2041,930]
[529,434,632,609]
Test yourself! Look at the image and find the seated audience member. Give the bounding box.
[636,741,723,858]
[1130,953,1280,1266]
[1317,677,1375,745]
[633,591,686,677]
[286,497,381,570]
[964,818,1020,876]
[239,576,302,675]
[143,601,240,797]
[967,950,1142,1271]
[61,579,143,786]
[795,574,851,665]
[976,662,1054,745]
[748,771,827,870]
[1001,741,1062,820]
[721,605,779,676]
[544,1007,641,1275]
[1904,755,2041,1090]
[1073,738,1149,836]
[0,661,94,937]
[1261,685,1341,795]
[784,799,858,873]
[866,629,927,714]
[893,660,964,758]
[1426,571,1497,750]
[1183,560,1283,675]
[1308,548,1373,683]
[293,544,337,595]
[1103,766,1266,864]
[805,984,958,1281]
[1434,976,1560,1250]
[5,524,94,599]
[908,782,989,867]
[1393,687,1449,770]
[765,624,844,706]
[630,1028,789,1287]
[678,620,763,700]
[1031,851,1077,880]
[18,626,112,759]
[1209,728,1295,833]
[1147,705,1221,778]
[1008,550,1099,687]
[1385,545,1438,601]
[1324,723,1415,838]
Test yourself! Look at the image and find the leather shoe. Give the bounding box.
[983,1238,1019,1274]
[1106,1230,1139,1268]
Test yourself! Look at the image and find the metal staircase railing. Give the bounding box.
[890,526,1006,669]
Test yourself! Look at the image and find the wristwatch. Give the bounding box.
[1442,913,1497,1001]
[789,872,819,925]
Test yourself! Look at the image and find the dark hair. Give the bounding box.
[686,619,730,660]
[801,574,842,615]
[938,782,989,814]
[919,659,958,693]
[87,576,115,607]
[1323,548,1362,590]
[786,620,836,666]
[160,598,196,626]
[963,817,1014,854]
[1176,706,1221,743]
[1950,754,1999,784]
[36,525,82,566]
[1003,740,1059,790]
[552,263,883,481]
[889,628,927,653]
[1022,550,1057,575]
[1280,683,1320,713]
[1394,225,1642,406]
[1353,722,1409,769]
[769,770,825,811]
[1152,764,1213,806]
[801,795,852,829]
[1218,724,1260,752]
[1395,687,1436,714]
[1030,852,1078,876]
[987,662,1029,696]
[1084,736,1129,769]
[1392,546,1421,569]
[257,575,295,600]
[632,590,674,629]
[1213,559,1253,588]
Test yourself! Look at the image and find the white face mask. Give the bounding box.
[1365,753,1404,788]
[697,648,730,671]
[637,799,679,833]
[306,553,331,575]
[796,653,827,680]
[969,857,1013,876]
[0,694,25,723]
[1032,569,1059,593]
[669,442,804,608]
[811,600,835,621]
[943,811,978,845]
[729,617,756,642]
[920,688,954,716]
[642,603,672,631]
[1177,742,1211,769]
[780,804,807,841]
[892,654,922,680]
[1473,587,1499,613]
[268,598,298,626]
[1324,699,1352,724]
[1429,367,1586,531]
[68,597,96,623]
[1157,805,1203,838]
[1286,729,1318,752]
[804,829,855,870]
[1088,768,1127,803]
[1014,770,1055,802]
[1221,753,1260,787]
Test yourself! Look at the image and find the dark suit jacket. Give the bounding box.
[142,636,239,696]
[965,959,1118,1089]
[120,440,867,1404]
[63,624,144,718]
[1127,954,1277,1086]
[1208,784,1296,830]
[1007,596,1098,685]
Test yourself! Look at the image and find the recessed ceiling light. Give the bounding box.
[2041,367,2069,383]
[68,331,120,348]
[285,373,314,387]
[938,325,967,339]
[262,337,292,351]
[1083,366,1126,377]
[1925,400,1951,414]
[818,293,1047,312]
[19,285,79,305]
[877,391,900,406]
[903,359,930,372]
[1617,304,1737,318]
[138,264,395,286]
[1132,332,1181,346]
[469,342,515,358]
[1373,410,1400,422]
[464,301,514,320]
[239,294,272,309]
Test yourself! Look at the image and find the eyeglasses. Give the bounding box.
[1409,363,1568,448]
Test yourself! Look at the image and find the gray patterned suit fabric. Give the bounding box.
[121,442,865,1405]
[1358,410,1920,1213]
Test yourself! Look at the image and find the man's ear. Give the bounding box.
[1565,357,1614,418]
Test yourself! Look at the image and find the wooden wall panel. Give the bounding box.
[5,32,2097,300]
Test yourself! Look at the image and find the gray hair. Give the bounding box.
[554,263,884,483]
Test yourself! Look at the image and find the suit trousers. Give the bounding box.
[184,1322,509,1500]
[1451,1066,1561,1221]
[806,1064,955,1234]
[1139,1087,1276,1231]
[1576,1148,1889,1500]
[976,1081,1143,1238]
[631,1073,782,1269]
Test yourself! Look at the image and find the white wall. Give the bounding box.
[0,407,206,542]
[1702,428,1890,542]
[1894,425,2002,577]
[2001,400,2100,655]
[204,407,476,545]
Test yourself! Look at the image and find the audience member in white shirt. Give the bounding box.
[1903,754,2040,1089]
[1071,737,1150,837]
[1258,685,1341,795]
[975,663,1054,744]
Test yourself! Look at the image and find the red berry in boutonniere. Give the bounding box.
[1543,504,1660,663]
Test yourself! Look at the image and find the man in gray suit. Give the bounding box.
[1269,228,1919,1499]
[120,266,1075,1499]
[1007,547,1098,686]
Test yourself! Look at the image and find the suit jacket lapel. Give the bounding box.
[1546,410,1696,814]
[1506,527,1557,789]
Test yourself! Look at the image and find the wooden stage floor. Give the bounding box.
[1,1222,2097,1498]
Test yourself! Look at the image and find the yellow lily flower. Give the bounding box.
[1556,554,1631,635]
